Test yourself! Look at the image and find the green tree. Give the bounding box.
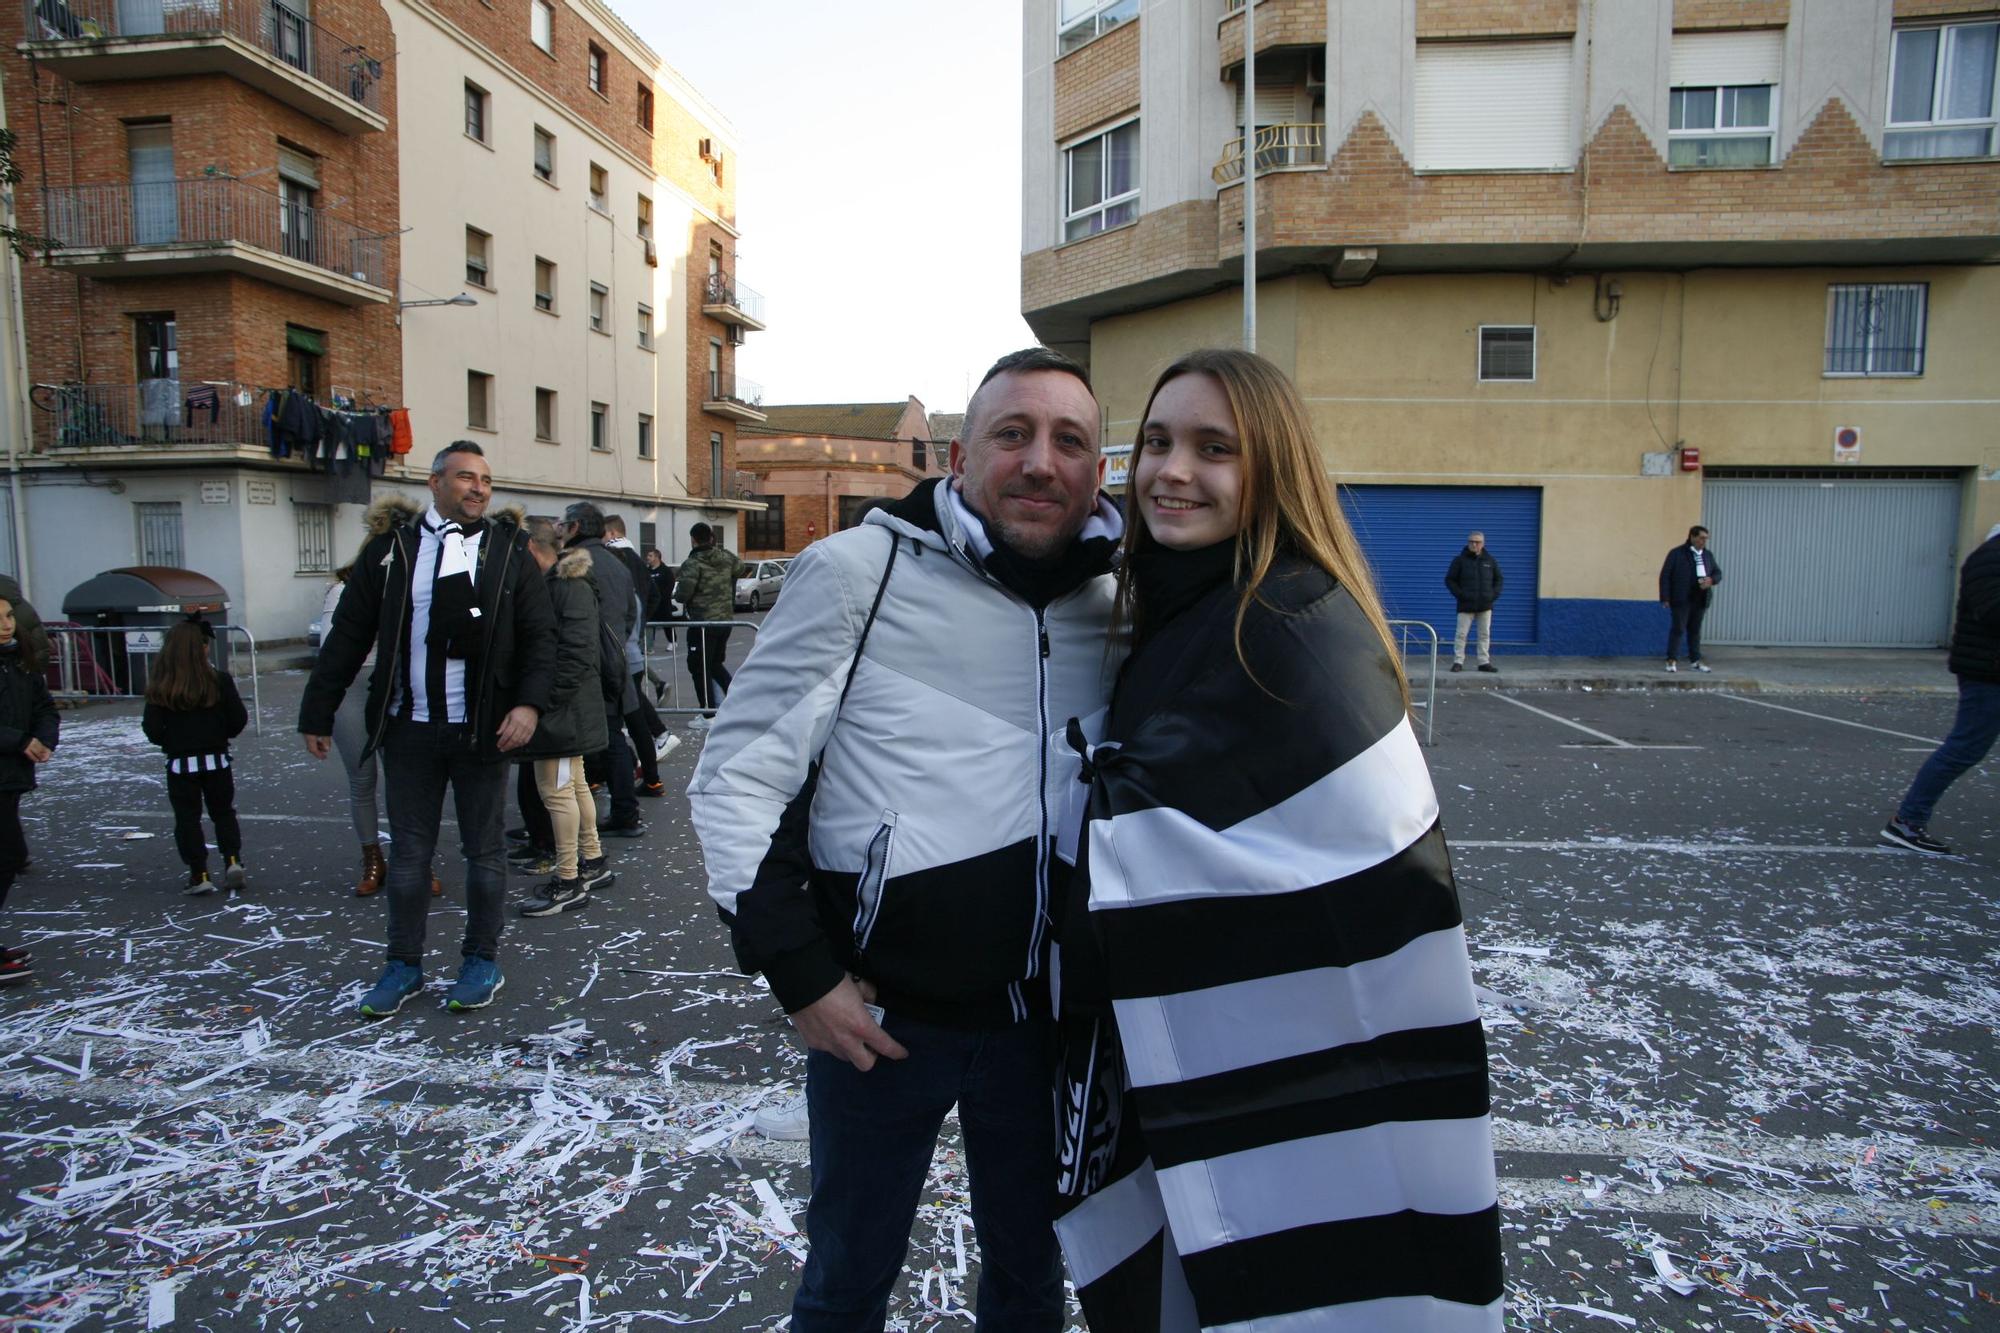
[0,128,55,259]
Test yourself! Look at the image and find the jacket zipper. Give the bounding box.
[366,527,411,753]
[467,529,516,748]
[851,809,899,963]
[1024,604,1052,1019]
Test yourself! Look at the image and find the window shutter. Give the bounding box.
[1236,78,1302,129]
[1670,30,1783,88]
[277,146,319,188]
[1414,41,1575,171]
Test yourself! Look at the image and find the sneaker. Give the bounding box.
[358,960,424,1018]
[655,732,682,761]
[505,827,532,844]
[1691,661,1712,673]
[638,780,665,798]
[222,857,248,892]
[1880,819,1952,856]
[1664,661,1678,673]
[183,870,218,897]
[0,957,32,987]
[520,877,589,918]
[579,855,616,892]
[1,946,30,964]
[687,715,712,732]
[1477,663,1499,674]
[599,819,646,839]
[753,1091,810,1141]
[446,957,505,1011]
[1450,662,1463,673]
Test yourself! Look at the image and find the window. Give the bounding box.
[636,193,652,238]
[535,387,557,441]
[912,437,927,470]
[531,0,552,53]
[636,302,653,349]
[637,83,654,132]
[708,339,722,397]
[134,312,176,383]
[838,495,874,530]
[533,126,555,182]
[135,501,184,568]
[1887,21,1999,160]
[710,433,725,497]
[465,226,490,288]
[588,162,608,211]
[1668,31,1780,167]
[1825,283,1927,377]
[535,257,555,312]
[276,146,318,265]
[286,324,323,396]
[464,81,489,143]
[1058,0,1136,55]
[295,503,333,574]
[1477,326,1536,382]
[1413,41,1574,171]
[588,282,607,332]
[588,42,606,94]
[637,413,654,459]
[1063,119,1138,241]
[127,121,176,246]
[591,401,610,452]
[467,370,493,429]
[746,495,785,549]
[639,521,656,550]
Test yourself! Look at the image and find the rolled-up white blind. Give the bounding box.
[1670,29,1783,88]
[1414,41,1575,171]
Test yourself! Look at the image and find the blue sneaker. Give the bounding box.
[445,956,505,1011]
[358,961,423,1018]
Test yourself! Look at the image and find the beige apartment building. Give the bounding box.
[1025,0,2000,653]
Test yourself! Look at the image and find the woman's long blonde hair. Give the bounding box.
[1115,348,1404,695]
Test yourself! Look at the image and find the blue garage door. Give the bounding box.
[1338,485,1542,646]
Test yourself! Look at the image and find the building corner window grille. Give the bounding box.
[136,501,184,568]
[1825,284,1928,377]
[1477,326,1536,382]
[295,503,333,574]
[1064,120,1139,241]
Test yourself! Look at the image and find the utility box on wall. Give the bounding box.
[1680,447,1702,472]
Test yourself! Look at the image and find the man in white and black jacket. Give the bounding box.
[688,348,1123,1332]
[301,441,555,1017]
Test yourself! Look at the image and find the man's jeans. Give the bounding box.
[379,718,508,965]
[1666,599,1708,662]
[1453,610,1492,666]
[794,1017,1063,1333]
[1897,676,2000,829]
[689,626,734,713]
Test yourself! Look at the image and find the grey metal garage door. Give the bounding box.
[1701,472,1962,647]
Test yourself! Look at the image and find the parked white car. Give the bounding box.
[734,559,787,611]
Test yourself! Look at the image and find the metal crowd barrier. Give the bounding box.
[44,623,262,735]
[1387,619,1439,745]
[639,620,760,716]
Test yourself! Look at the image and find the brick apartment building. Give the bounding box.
[0,0,758,639]
[734,398,942,557]
[1026,0,2000,654]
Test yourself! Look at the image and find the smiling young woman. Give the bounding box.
[1052,349,1504,1330]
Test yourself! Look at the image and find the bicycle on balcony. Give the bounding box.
[30,382,127,448]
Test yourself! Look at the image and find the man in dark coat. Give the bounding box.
[1881,524,2000,856]
[300,441,556,1017]
[1444,531,1503,673]
[1659,524,1723,672]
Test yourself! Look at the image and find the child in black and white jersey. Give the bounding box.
[141,619,249,896]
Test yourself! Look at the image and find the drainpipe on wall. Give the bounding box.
[1242,0,1257,354]
[0,71,31,598]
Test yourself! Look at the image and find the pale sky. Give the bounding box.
[633,1,1035,418]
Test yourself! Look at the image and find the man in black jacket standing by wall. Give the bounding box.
[1659,524,1723,673]
[1881,523,2000,856]
[1444,531,1503,673]
[300,442,556,1016]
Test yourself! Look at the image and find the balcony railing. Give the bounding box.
[702,273,767,330]
[42,176,389,290]
[1213,123,1326,183]
[701,372,766,424]
[23,0,383,117]
[28,379,262,452]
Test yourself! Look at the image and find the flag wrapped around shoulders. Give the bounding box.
[1054,554,1504,1332]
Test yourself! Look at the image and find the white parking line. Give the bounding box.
[1716,693,1941,745]
[1457,839,1896,856]
[1491,693,1700,750]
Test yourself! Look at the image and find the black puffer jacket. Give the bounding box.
[1444,547,1503,613]
[298,495,556,760]
[142,670,248,758]
[1947,533,2000,683]
[0,642,58,794]
[515,550,610,759]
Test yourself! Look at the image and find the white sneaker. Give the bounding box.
[687,715,712,732]
[655,732,681,761]
[1691,662,1712,673]
[1664,661,1677,672]
[753,1091,809,1141]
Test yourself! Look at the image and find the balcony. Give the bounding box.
[42,177,391,305]
[701,273,767,333]
[27,379,261,455]
[701,372,766,424]
[18,0,386,135]
[1213,123,1326,184]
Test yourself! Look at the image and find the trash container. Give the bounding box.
[61,567,232,695]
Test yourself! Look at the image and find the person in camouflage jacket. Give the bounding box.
[672,523,747,722]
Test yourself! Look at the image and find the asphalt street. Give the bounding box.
[0,639,1994,1331]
